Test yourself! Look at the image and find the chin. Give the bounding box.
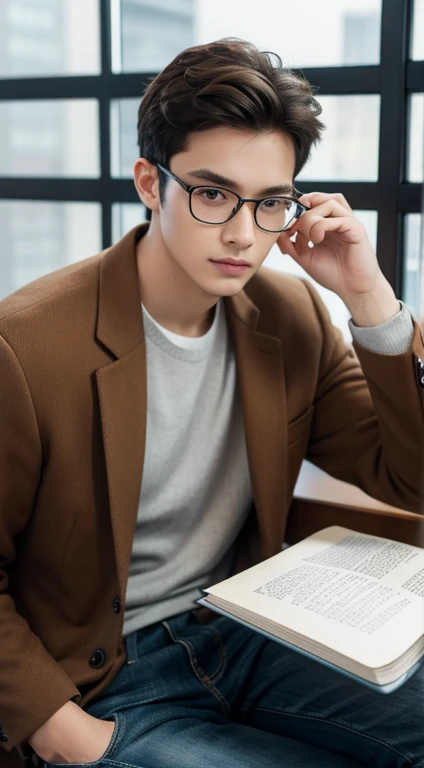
[210,279,250,297]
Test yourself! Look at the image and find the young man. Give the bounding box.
[0,38,423,768]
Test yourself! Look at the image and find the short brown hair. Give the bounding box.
[137,37,324,188]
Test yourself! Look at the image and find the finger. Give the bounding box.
[296,191,353,214]
[278,230,312,261]
[294,230,314,258]
[292,199,356,242]
[307,215,364,245]
[280,229,312,260]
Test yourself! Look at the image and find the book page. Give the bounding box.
[254,564,411,636]
[301,532,423,593]
[205,527,424,668]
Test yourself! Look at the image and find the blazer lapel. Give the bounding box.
[95,225,149,596]
[225,291,288,558]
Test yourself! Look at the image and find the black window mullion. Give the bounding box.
[376,0,412,296]
[0,76,99,100]
[407,60,424,91]
[100,0,113,249]
[296,182,378,211]
[294,66,380,95]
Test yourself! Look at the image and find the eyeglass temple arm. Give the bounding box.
[157,164,190,192]
[292,188,310,212]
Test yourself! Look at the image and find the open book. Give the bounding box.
[196,526,424,694]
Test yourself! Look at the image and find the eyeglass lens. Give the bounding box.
[190,187,300,231]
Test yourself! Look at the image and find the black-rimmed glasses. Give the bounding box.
[156,164,309,233]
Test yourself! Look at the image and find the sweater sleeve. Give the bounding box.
[348,301,415,355]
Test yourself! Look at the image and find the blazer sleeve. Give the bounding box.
[302,281,424,514]
[0,334,80,752]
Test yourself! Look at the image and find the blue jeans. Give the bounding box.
[57,608,423,767]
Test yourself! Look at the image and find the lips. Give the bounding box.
[210,259,251,266]
[210,260,250,276]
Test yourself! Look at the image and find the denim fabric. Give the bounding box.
[46,609,423,768]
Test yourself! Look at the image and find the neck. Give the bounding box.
[136,219,219,337]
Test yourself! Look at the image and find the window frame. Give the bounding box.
[0,0,422,297]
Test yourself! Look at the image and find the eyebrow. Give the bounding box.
[185,168,294,197]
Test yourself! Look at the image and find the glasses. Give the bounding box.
[156,164,309,233]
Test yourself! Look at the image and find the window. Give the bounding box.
[111,98,139,178]
[411,0,424,60]
[297,95,380,182]
[112,202,147,243]
[403,214,422,314]
[0,99,100,177]
[0,0,100,78]
[113,0,194,73]
[407,93,424,182]
[115,0,382,71]
[0,200,101,300]
[0,0,422,321]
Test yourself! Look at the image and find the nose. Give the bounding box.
[221,201,256,249]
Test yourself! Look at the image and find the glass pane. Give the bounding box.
[115,0,381,72]
[353,209,378,252]
[264,210,377,342]
[0,0,100,78]
[0,201,102,301]
[403,214,423,319]
[411,0,424,60]
[407,93,424,182]
[0,100,100,177]
[112,202,147,242]
[297,95,380,182]
[111,99,139,178]
[198,0,382,69]
[113,0,194,73]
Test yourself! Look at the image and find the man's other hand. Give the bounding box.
[28,700,115,764]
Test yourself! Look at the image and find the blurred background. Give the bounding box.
[0,0,423,342]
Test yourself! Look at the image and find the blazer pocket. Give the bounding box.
[287,405,315,447]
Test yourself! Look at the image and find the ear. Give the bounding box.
[133,158,161,213]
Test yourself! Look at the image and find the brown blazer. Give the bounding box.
[0,224,423,765]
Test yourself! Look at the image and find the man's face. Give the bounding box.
[157,125,296,298]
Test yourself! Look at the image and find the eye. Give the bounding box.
[198,188,226,202]
[260,198,288,210]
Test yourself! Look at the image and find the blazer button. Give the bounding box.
[89,648,106,669]
[112,597,121,614]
